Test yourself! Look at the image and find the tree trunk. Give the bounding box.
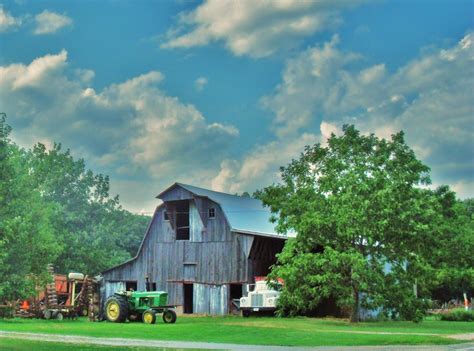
[350,285,359,323]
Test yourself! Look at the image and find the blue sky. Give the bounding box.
[1,0,473,212]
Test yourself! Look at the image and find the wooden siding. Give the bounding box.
[189,201,203,242]
[159,186,194,202]
[193,284,228,315]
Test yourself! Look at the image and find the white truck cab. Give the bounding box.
[239,279,282,317]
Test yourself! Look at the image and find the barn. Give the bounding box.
[101,183,287,315]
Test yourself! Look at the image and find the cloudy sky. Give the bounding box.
[1,0,473,213]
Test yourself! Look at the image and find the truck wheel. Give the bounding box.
[105,295,129,323]
[162,310,177,324]
[56,312,64,321]
[242,310,251,318]
[142,309,156,324]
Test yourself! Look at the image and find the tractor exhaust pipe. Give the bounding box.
[145,275,150,292]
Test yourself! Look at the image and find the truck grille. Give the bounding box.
[251,294,263,307]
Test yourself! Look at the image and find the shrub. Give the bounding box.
[440,308,474,321]
[0,306,15,318]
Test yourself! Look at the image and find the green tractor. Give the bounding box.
[104,291,177,324]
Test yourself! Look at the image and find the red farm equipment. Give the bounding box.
[16,264,100,320]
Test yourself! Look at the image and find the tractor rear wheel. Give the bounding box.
[142,309,156,324]
[105,295,129,323]
[162,309,177,324]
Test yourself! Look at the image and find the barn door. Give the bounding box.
[183,284,193,314]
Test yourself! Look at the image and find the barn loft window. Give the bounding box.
[176,201,190,240]
[163,210,169,221]
[208,207,215,218]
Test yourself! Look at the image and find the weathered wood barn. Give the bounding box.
[102,183,287,315]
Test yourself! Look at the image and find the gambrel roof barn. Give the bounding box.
[102,183,287,315]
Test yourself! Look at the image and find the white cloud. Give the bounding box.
[0,5,22,32]
[162,0,364,58]
[194,76,208,91]
[258,32,474,197]
[0,51,239,211]
[261,34,365,137]
[451,180,474,199]
[34,10,72,35]
[2,49,68,89]
[209,32,474,198]
[2,32,472,209]
[320,121,340,145]
[359,64,386,84]
[211,133,319,194]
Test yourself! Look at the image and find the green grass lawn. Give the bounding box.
[0,316,472,347]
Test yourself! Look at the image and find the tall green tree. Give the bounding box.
[0,114,149,303]
[0,115,59,301]
[257,125,438,322]
[26,143,149,274]
[429,187,474,301]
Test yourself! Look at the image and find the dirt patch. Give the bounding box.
[445,333,474,341]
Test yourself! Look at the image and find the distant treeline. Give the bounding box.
[0,115,149,300]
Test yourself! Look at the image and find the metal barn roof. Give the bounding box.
[169,183,285,238]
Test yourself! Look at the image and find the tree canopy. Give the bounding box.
[0,115,149,302]
[257,125,471,322]
[25,142,149,274]
[429,187,474,302]
[0,114,59,300]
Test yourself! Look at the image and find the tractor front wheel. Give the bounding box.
[142,309,156,324]
[162,309,177,324]
[105,295,129,323]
